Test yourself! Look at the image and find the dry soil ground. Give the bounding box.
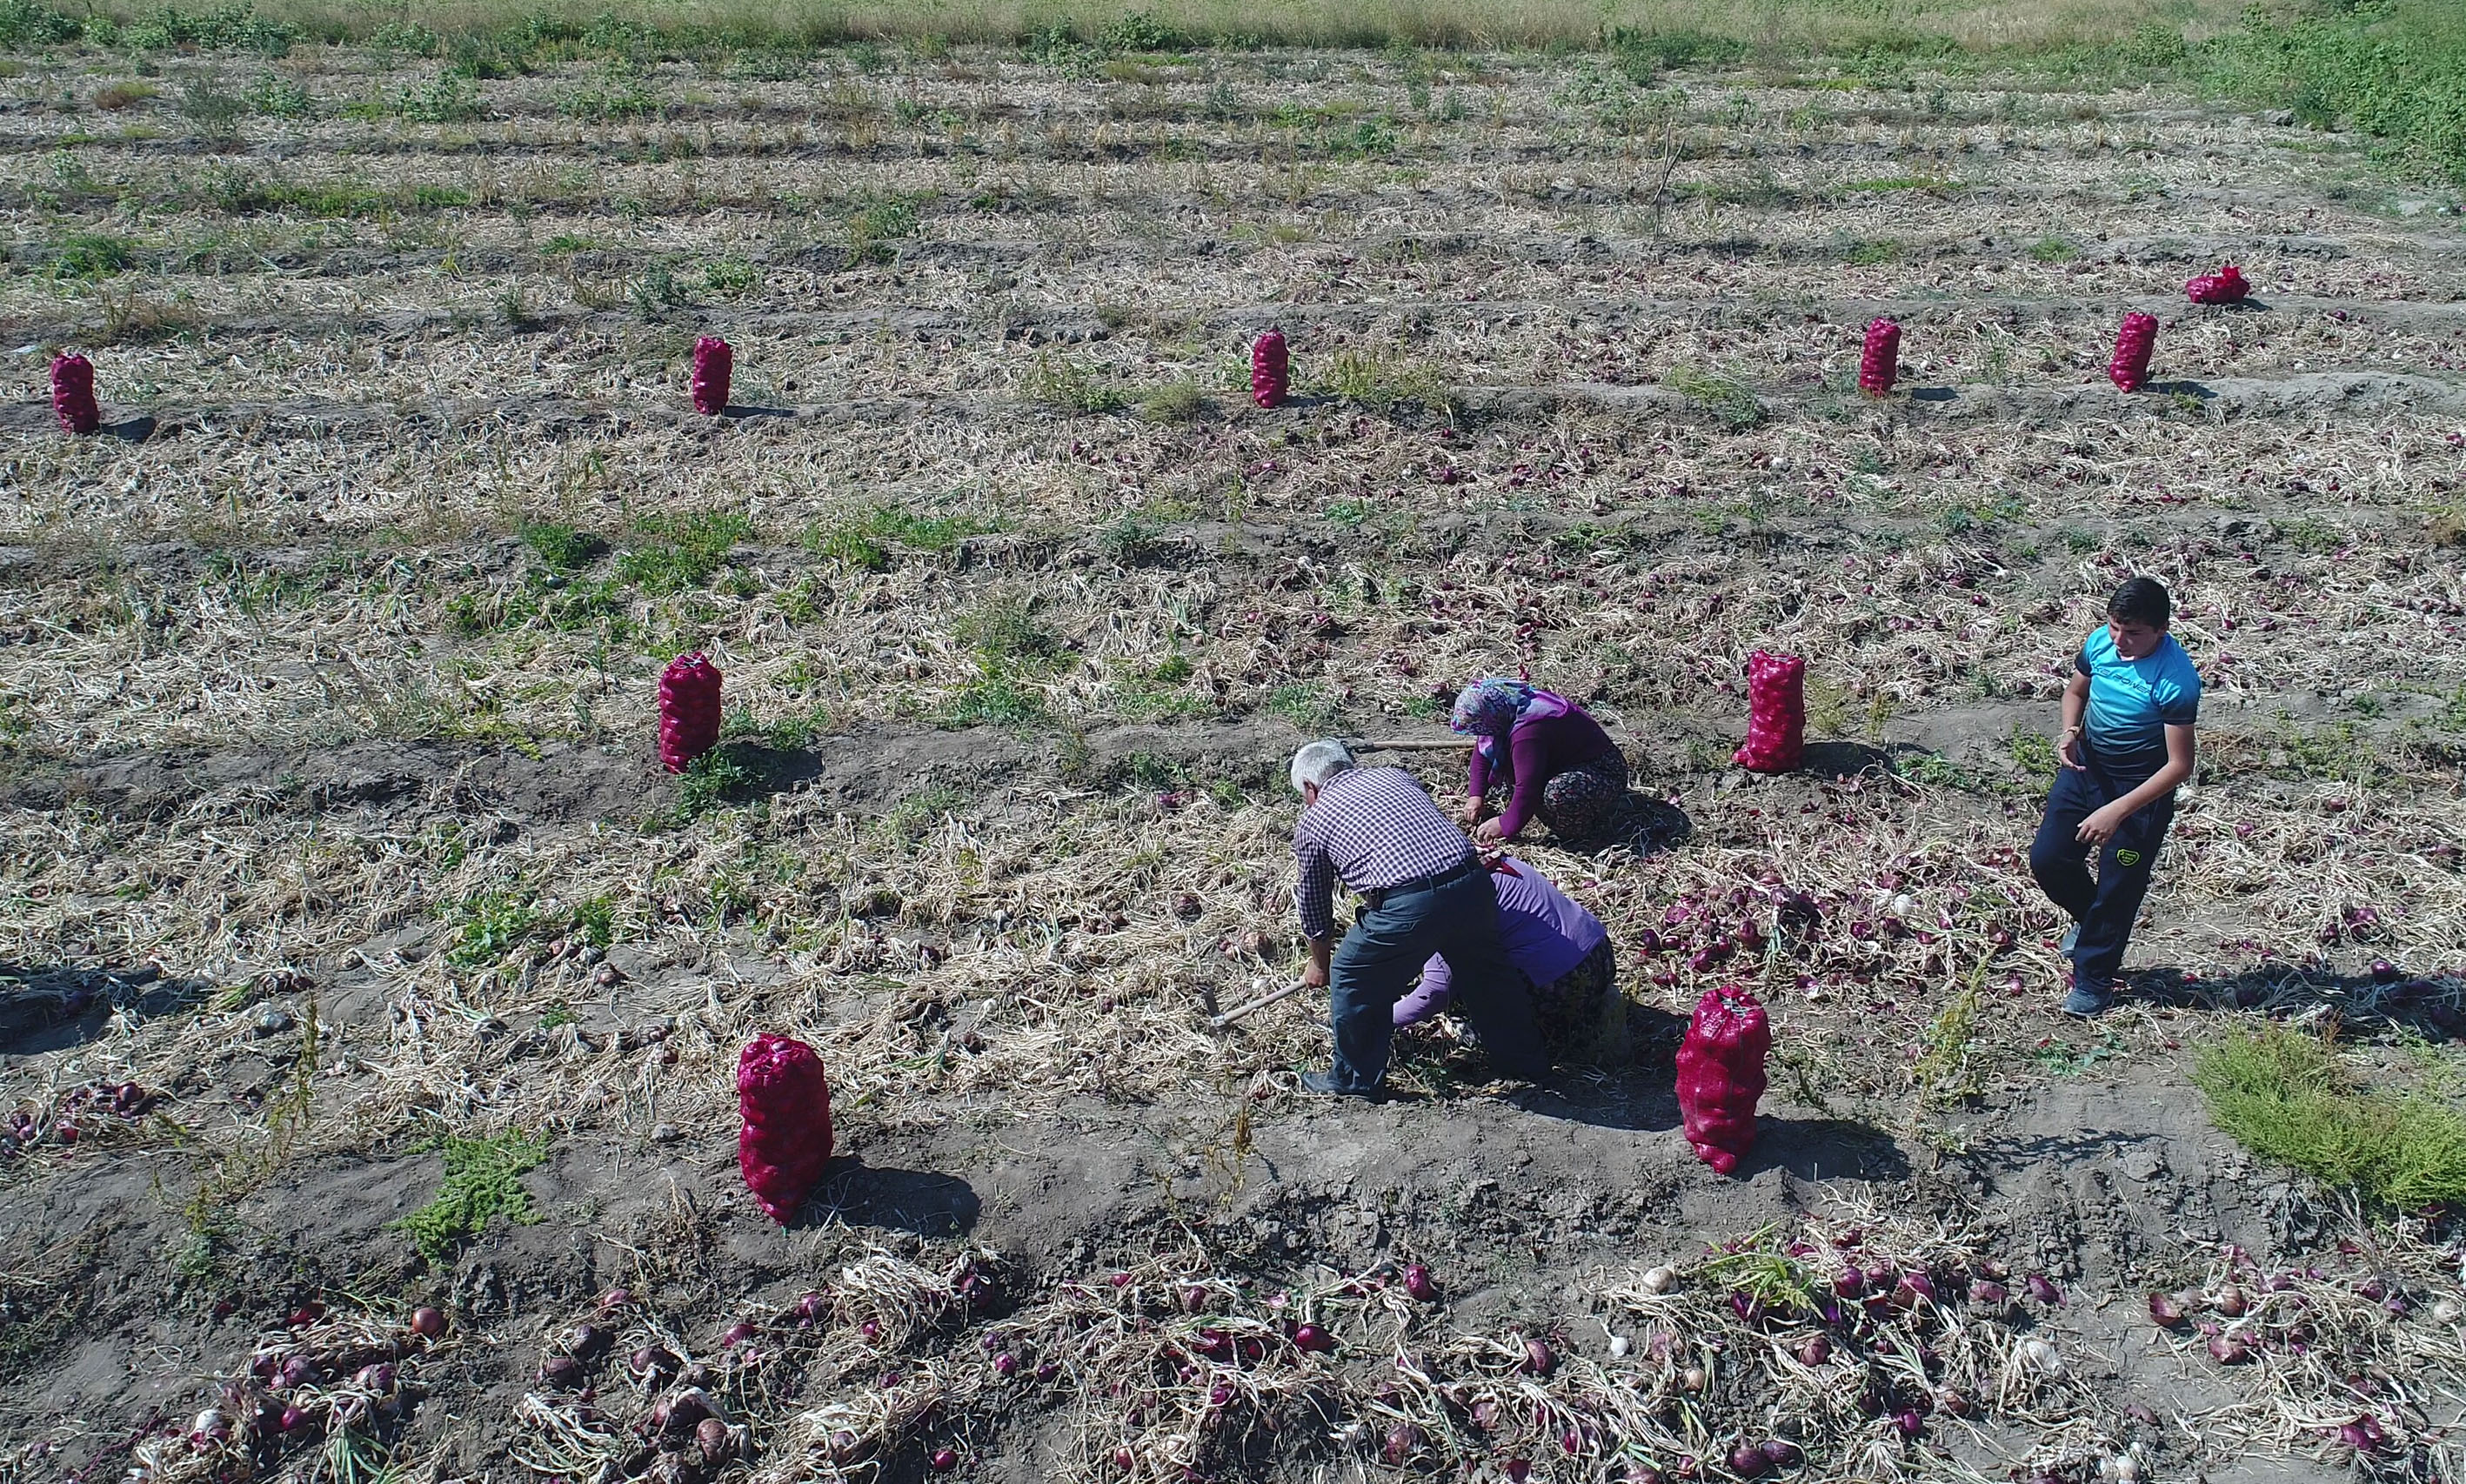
[2,34,2465,1484]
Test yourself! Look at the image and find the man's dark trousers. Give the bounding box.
[2028,751,2176,988]
[1327,866,1547,1092]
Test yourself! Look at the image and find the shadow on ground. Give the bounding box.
[812,1156,982,1238]
[1,961,211,1055]
[2129,964,2464,1040]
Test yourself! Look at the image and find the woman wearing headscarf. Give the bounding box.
[1451,677,1628,844]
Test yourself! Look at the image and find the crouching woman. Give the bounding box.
[1393,857,1621,1064]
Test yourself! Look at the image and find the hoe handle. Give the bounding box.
[1210,981,1309,1027]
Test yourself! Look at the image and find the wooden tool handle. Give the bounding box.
[1353,738,1470,752]
[1209,980,1308,1027]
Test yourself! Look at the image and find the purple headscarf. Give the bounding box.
[1450,677,1573,765]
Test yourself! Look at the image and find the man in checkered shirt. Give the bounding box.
[1289,739,1547,1099]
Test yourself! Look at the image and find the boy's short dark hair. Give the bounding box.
[2108,576,2171,629]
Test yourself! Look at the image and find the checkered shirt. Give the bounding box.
[1292,765,1476,941]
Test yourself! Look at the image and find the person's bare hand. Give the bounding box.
[2058,726,2088,771]
[1300,957,1329,989]
[1460,798,1485,828]
[2075,802,2128,846]
[1474,816,1507,844]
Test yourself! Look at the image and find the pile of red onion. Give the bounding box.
[1733,651,1807,773]
[691,335,732,416]
[657,652,723,773]
[2185,264,2249,304]
[2108,311,2158,391]
[1857,319,1901,396]
[738,1032,834,1224]
[1676,984,1770,1173]
[51,353,100,434]
[1251,328,1289,409]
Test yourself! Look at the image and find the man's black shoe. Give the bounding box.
[1300,1070,1385,1102]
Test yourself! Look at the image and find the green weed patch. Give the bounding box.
[2194,1026,2466,1211]
[393,1130,551,1262]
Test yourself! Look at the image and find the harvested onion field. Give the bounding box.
[4,25,2466,1484]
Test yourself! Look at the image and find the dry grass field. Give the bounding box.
[3,16,2465,1484]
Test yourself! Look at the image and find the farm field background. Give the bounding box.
[3,6,2466,1484]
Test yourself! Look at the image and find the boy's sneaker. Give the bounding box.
[2062,978,2116,1017]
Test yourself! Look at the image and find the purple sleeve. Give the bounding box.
[1465,744,1491,802]
[1394,954,1452,1025]
[1497,723,1549,838]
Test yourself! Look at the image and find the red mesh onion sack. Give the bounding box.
[1731,650,1806,774]
[2185,264,2249,305]
[2108,312,2158,391]
[1857,319,1900,397]
[1675,985,1769,1175]
[658,652,723,773]
[691,336,732,416]
[1251,329,1288,410]
[738,1033,833,1224]
[51,353,99,435]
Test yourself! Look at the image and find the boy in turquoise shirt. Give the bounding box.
[2028,577,2201,1015]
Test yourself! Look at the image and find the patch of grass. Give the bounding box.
[1264,682,1340,729]
[519,521,604,570]
[955,592,1060,661]
[618,510,752,593]
[1141,380,1208,423]
[2028,234,2081,263]
[846,193,921,264]
[392,1129,551,1263]
[941,672,1045,726]
[1663,364,1765,430]
[703,254,760,297]
[50,231,135,279]
[1324,350,1454,414]
[805,504,1000,570]
[2194,1025,2466,1210]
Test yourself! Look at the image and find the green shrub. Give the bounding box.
[0,0,80,46]
[398,72,481,122]
[2194,1025,2466,1210]
[2208,0,2466,184]
[1024,355,1126,412]
[392,1130,549,1262]
[124,3,294,54]
[440,889,542,966]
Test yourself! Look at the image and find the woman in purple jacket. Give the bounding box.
[1394,856,1620,1063]
[1450,678,1629,844]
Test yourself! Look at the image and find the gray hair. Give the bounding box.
[1290,739,1356,793]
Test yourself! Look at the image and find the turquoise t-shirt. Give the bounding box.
[2075,628,2200,772]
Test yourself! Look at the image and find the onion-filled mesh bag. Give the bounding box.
[658,652,723,774]
[738,1033,833,1224]
[1675,985,1769,1174]
[2108,311,2158,391]
[2185,264,2249,305]
[1251,329,1289,409]
[1731,650,1806,774]
[1857,319,1901,397]
[51,353,99,435]
[691,336,732,416]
